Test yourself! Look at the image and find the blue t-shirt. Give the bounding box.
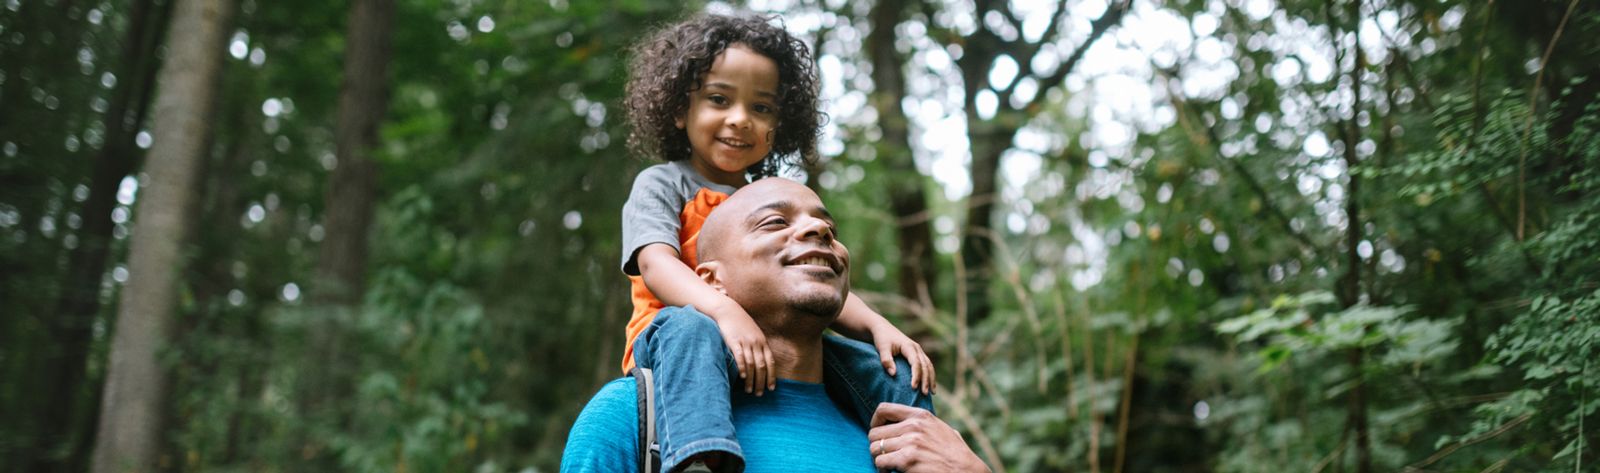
[561,377,875,472]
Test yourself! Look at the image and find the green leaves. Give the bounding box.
[1218,292,1457,375]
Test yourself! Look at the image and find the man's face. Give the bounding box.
[708,179,850,319]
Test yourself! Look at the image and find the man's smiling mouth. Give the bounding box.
[784,251,842,275]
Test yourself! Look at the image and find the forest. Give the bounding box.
[2,0,1597,471]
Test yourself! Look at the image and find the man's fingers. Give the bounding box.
[869,402,927,429]
[872,446,913,471]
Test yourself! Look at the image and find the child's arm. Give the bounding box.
[636,243,776,394]
[832,292,936,395]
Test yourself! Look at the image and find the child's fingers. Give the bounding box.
[762,345,776,391]
[915,347,929,394]
[752,345,767,396]
[912,347,926,394]
[881,349,897,377]
[732,342,747,380]
[741,346,755,393]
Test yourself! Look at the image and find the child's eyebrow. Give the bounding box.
[705,82,779,100]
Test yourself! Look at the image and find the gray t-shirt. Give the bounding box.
[620,160,738,276]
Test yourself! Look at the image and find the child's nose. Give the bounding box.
[726,106,752,129]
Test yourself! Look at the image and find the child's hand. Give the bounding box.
[715,306,776,395]
[870,324,936,395]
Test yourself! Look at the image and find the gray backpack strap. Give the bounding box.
[630,367,661,473]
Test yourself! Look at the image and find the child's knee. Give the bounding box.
[655,307,721,345]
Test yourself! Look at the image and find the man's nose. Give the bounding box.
[794,217,833,243]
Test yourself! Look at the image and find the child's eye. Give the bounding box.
[754,104,776,114]
[708,95,729,105]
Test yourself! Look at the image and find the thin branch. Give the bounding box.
[1053,290,1080,418]
[942,390,1009,473]
[1517,0,1581,240]
[1403,413,1533,471]
[1159,73,1322,256]
[1311,434,1350,473]
[1111,332,1139,473]
[995,0,1070,99]
[1022,0,1130,116]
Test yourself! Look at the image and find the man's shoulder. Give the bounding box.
[574,377,638,427]
[561,378,639,473]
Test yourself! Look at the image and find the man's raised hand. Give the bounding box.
[868,403,989,473]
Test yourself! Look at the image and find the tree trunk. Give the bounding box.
[959,124,1009,323]
[867,0,938,313]
[88,0,234,471]
[300,0,394,463]
[1335,2,1372,470]
[35,1,168,469]
[952,0,1127,323]
[314,0,394,306]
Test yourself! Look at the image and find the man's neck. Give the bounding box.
[754,308,835,383]
[767,333,825,383]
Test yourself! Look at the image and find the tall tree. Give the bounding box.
[34,1,172,469]
[942,0,1129,322]
[314,0,392,305]
[300,0,394,462]
[88,0,234,471]
[867,0,938,313]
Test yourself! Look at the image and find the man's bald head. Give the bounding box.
[694,178,850,323]
[698,178,818,264]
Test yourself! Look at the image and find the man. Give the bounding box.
[562,178,988,472]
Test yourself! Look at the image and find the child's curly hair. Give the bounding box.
[624,13,824,178]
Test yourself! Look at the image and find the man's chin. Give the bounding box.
[791,292,845,320]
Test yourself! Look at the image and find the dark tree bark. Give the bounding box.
[867,0,938,312]
[1332,1,1372,471]
[34,1,170,470]
[949,0,1129,323]
[88,0,234,471]
[300,0,395,463]
[314,0,394,306]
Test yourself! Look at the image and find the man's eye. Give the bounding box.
[762,217,787,227]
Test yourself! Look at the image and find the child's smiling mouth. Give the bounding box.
[716,137,753,149]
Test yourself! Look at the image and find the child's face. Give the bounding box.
[676,43,779,187]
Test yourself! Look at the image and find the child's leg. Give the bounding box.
[821,334,935,428]
[632,306,745,473]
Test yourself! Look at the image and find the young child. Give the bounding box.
[618,13,935,473]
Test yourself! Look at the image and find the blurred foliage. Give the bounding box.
[2,0,1598,471]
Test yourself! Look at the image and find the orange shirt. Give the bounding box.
[621,187,729,373]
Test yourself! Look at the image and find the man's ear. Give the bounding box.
[695,261,726,294]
